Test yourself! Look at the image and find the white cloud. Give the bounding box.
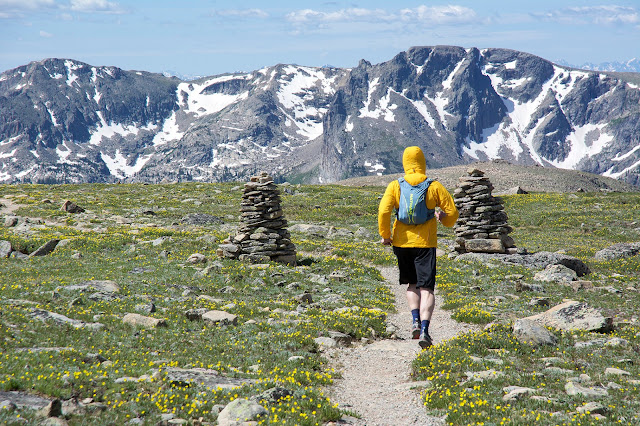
[39,29,53,37]
[538,5,639,25]
[0,0,56,17]
[286,8,389,23]
[399,5,477,24]
[285,5,477,26]
[213,8,269,19]
[0,0,124,17]
[0,0,55,8]
[70,0,124,14]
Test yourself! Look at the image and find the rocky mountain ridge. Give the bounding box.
[1,46,639,186]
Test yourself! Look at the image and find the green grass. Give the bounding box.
[1,183,640,425]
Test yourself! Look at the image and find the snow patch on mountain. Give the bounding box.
[276,66,333,141]
[90,112,156,146]
[551,124,613,169]
[152,112,182,146]
[470,64,600,165]
[179,77,249,117]
[101,150,152,179]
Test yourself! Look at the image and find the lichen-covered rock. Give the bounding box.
[513,318,558,346]
[122,313,167,328]
[525,301,613,332]
[217,398,268,426]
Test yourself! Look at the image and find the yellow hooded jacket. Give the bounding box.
[378,146,458,247]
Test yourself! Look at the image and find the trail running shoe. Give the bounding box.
[411,320,421,339]
[418,332,433,349]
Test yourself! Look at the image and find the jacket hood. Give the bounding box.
[402,146,426,175]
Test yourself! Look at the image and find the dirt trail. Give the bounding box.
[0,197,21,216]
[328,266,479,425]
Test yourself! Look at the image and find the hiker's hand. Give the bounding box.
[435,211,447,222]
[381,238,392,246]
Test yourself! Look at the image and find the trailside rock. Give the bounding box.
[61,200,85,213]
[30,309,104,330]
[218,172,296,265]
[202,310,237,326]
[513,319,558,346]
[0,240,12,258]
[453,168,516,254]
[455,251,590,276]
[29,239,60,257]
[164,367,255,390]
[594,242,640,261]
[217,398,268,426]
[64,280,121,293]
[525,301,613,332]
[122,313,167,328]
[533,264,578,283]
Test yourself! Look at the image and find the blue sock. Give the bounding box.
[421,320,430,335]
[411,309,420,323]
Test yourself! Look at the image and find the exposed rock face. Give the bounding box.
[453,168,515,254]
[218,172,296,265]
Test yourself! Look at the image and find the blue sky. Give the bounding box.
[1,0,639,76]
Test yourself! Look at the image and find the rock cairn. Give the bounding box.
[218,172,296,265]
[453,167,517,254]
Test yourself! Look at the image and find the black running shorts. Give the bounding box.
[392,246,436,290]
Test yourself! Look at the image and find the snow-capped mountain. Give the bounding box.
[1,47,639,185]
[558,58,640,73]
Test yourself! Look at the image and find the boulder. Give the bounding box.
[0,240,12,258]
[455,251,590,276]
[4,216,19,227]
[289,223,330,236]
[502,386,537,401]
[29,239,60,257]
[565,382,608,398]
[250,387,294,405]
[525,301,613,332]
[594,242,640,261]
[122,313,167,328]
[576,402,607,415]
[186,253,207,264]
[534,264,577,283]
[181,213,223,225]
[37,399,62,418]
[65,280,120,293]
[164,367,255,390]
[217,398,268,426]
[202,310,237,326]
[512,319,558,346]
[30,309,104,330]
[61,200,84,213]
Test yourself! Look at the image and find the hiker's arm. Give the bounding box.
[433,182,458,228]
[378,182,397,241]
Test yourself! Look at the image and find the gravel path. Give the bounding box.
[0,197,20,216]
[328,266,479,426]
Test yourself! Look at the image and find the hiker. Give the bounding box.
[378,146,458,349]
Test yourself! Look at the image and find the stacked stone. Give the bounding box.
[453,167,516,254]
[218,172,296,265]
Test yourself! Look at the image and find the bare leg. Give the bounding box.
[420,288,435,322]
[406,283,420,310]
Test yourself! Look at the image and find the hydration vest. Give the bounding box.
[396,177,435,225]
